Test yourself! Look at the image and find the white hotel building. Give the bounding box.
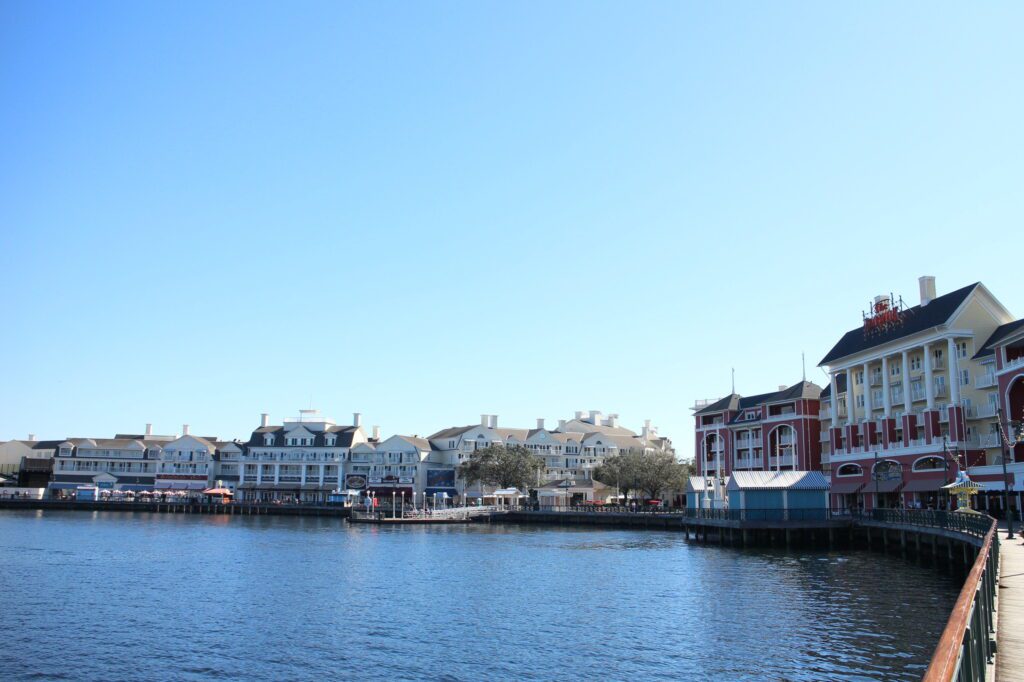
[238,410,369,503]
[426,411,673,493]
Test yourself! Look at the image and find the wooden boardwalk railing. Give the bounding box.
[922,515,998,682]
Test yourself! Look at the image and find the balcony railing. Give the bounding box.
[1005,356,1024,372]
[932,356,946,370]
[976,434,1000,449]
[969,404,997,419]
[933,383,948,398]
[911,386,927,402]
[869,373,883,386]
[976,373,997,389]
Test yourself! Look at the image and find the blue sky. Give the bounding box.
[2,2,1022,456]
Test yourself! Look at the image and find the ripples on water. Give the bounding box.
[0,511,960,681]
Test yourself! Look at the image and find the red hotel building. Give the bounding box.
[693,381,823,479]
[819,277,1022,512]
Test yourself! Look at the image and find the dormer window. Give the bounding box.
[326,436,336,447]
[264,435,275,446]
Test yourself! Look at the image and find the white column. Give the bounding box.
[924,343,935,409]
[948,337,961,404]
[256,461,262,485]
[830,372,839,427]
[319,464,325,487]
[882,356,892,417]
[862,362,872,416]
[902,351,912,413]
[274,464,281,484]
[846,370,856,425]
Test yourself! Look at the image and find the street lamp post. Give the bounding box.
[997,406,1016,539]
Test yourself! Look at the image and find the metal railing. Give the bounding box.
[923,515,998,682]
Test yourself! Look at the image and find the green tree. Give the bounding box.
[458,444,544,491]
[595,448,689,502]
[594,450,642,503]
[635,450,689,500]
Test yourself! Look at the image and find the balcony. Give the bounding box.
[969,404,997,420]
[939,406,949,423]
[976,373,998,389]
[976,434,1000,449]
[769,453,795,467]
[911,386,927,402]
[869,373,882,387]
[1005,356,1024,372]
[932,356,946,370]
[933,383,948,398]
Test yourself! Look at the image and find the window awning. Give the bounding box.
[869,479,904,494]
[902,478,949,493]
[830,479,866,495]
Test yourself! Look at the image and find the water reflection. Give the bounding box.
[0,511,959,681]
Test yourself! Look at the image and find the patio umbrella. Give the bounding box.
[202,487,233,496]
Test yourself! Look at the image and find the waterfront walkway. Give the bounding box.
[997,530,1024,681]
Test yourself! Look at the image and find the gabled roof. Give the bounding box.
[737,382,822,408]
[726,470,830,491]
[974,319,1024,359]
[395,436,431,452]
[698,382,821,417]
[428,425,477,440]
[819,283,978,366]
[820,374,847,399]
[694,395,741,416]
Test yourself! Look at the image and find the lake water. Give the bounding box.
[0,511,961,681]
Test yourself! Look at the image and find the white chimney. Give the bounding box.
[642,419,652,438]
[353,412,362,428]
[145,423,153,436]
[608,414,620,428]
[28,433,36,441]
[260,413,269,428]
[558,419,567,429]
[182,424,190,436]
[490,415,499,428]
[536,418,545,430]
[919,275,936,306]
[372,425,381,441]
[574,411,584,420]
[779,385,787,391]
[481,414,489,427]
[589,410,601,424]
